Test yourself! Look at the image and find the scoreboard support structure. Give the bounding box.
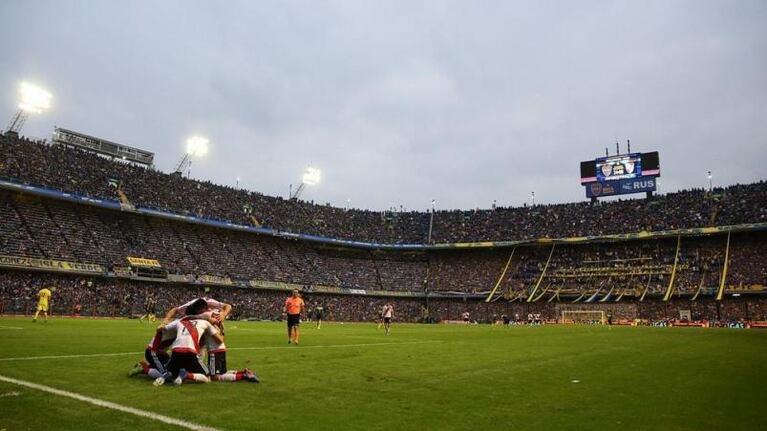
[590,190,654,203]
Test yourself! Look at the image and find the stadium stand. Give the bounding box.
[2,271,766,324]
[1,132,766,325]
[1,133,765,244]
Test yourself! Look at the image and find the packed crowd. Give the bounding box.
[2,271,766,323]
[2,133,766,244]
[0,271,427,322]
[0,190,428,290]
[1,190,765,297]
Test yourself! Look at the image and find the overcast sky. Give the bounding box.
[1,0,765,211]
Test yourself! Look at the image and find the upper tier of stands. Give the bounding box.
[2,133,765,244]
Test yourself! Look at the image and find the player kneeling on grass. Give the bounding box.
[163,296,232,349]
[162,296,232,326]
[128,316,179,379]
[154,299,219,386]
[204,312,259,383]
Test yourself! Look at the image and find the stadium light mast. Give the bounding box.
[6,82,52,134]
[707,171,712,192]
[290,166,321,200]
[174,136,209,177]
[427,199,436,243]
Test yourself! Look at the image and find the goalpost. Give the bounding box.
[561,310,606,324]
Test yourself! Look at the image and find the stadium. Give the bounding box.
[2,2,766,431]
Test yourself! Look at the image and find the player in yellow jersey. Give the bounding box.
[33,287,53,322]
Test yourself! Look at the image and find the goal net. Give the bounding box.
[561,310,606,324]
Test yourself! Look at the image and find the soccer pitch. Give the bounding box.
[0,318,765,431]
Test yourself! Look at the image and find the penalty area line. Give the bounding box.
[0,374,221,431]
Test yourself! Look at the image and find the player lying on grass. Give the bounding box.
[204,310,259,383]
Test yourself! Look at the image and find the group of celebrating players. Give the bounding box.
[126,288,371,387]
[128,296,259,386]
[32,286,395,387]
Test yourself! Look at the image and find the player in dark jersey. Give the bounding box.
[139,295,157,322]
[314,304,325,329]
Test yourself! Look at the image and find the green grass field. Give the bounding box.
[0,317,765,431]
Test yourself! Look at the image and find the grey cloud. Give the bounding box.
[1,0,765,211]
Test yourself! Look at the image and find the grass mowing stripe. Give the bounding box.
[0,374,221,431]
[0,341,442,361]
[228,340,442,351]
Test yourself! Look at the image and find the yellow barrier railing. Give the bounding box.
[485,247,516,302]
[527,244,556,302]
[716,231,731,301]
[640,275,651,301]
[662,235,682,301]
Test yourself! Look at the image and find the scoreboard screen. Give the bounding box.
[580,151,660,184]
[595,153,642,181]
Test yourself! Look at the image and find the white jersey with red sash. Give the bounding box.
[164,319,219,354]
[205,333,227,353]
[176,297,225,319]
[147,319,179,352]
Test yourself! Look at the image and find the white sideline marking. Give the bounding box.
[0,325,24,330]
[0,351,142,362]
[0,341,441,362]
[0,374,220,431]
[0,391,21,397]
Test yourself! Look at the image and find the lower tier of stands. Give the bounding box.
[1,191,765,299]
[2,270,765,324]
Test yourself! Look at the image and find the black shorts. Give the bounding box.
[144,348,170,373]
[383,317,391,324]
[207,351,227,375]
[315,312,323,320]
[287,314,301,328]
[166,352,208,378]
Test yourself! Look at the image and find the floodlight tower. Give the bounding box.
[6,82,52,134]
[427,199,436,243]
[174,136,209,177]
[290,166,321,200]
